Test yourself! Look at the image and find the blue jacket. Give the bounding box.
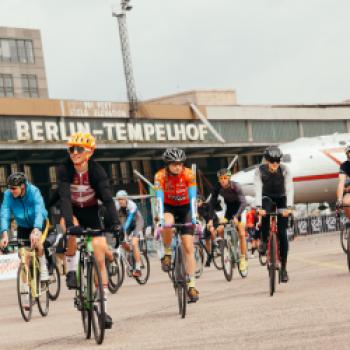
[0,182,48,234]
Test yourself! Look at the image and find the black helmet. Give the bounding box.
[162,147,186,163]
[7,172,26,187]
[264,146,283,163]
[217,168,232,178]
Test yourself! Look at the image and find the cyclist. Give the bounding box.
[57,132,120,329]
[154,147,199,302]
[0,172,49,281]
[114,190,144,277]
[209,168,248,274]
[197,195,219,267]
[336,145,350,218]
[255,146,293,283]
[246,207,259,258]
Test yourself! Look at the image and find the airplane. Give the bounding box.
[232,133,350,204]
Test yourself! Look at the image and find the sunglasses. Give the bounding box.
[8,186,20,190]
[269,159,280,164]
[68,146,86,154]
[219,176,230,180]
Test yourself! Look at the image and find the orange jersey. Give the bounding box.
[246,209,256,228]
[154,167,196,206]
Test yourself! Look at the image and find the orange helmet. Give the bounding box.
[67,132,96,150]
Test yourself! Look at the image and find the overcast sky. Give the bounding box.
[1,0,350,105]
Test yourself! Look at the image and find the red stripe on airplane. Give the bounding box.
[293,173,339,182]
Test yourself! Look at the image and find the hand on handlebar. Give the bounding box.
[282,209,292,217]
[0,231,8,249]
[258,209,266,217]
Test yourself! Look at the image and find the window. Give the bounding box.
[21,74,38,97]
[0,74,14,97]
[0,38,34,63]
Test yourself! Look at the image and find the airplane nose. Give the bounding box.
[232,168,255,196]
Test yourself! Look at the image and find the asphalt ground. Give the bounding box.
[1,232,350,350]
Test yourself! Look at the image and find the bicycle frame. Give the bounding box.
[266,213,281,267]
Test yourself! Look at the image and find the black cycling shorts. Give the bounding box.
[164,204,193,235]
[17,220,46,242]
[73,205,103,235]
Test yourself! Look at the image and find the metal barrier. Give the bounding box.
[294,213,347,236]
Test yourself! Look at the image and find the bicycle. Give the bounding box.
[263,208,288,296]
[158,223,194,319]
[196,219,223,271]
[11,221,50,322]
[336,206,350,271]
[44,229,63,301]
[220,222,248,282]
[68,228,106,345]
[106,231,150,294]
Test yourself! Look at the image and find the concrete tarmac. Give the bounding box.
[1,232,350,350]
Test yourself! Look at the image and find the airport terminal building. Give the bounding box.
[0,90,350,202]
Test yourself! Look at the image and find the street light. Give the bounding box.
[112,0,138,118]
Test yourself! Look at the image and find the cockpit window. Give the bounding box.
[282,154,291,163]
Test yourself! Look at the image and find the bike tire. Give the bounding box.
[89,256,105,345]
[17,265,33,322]
[175,246,187,319]
[48,264,61,301]
[135,252,150,285]
[212,240,224,270]
[259,252,267,266]
[269,234,277,297]
[36,264,49,317]
[221,240,233,282]
[106,255,124,294]
[194,244,204,279]
[340,227,348,254]
[79,258,91,339]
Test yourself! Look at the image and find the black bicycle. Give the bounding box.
[69,228,106,345]
[337,206,350,271]
[159,223,193,319]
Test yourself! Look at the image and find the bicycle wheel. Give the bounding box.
[106,255,124,294]
[48,264,61,301]
[340,226,348,254]
[269,234,277,297]
[212,240,224,270]
[259,252,267,266]
[221,240,233,281]
[79,259,91,339]
[17,265,33,322]
[175,246,187,319]
[89,256,105,345]
[36,265,49,317]
[194,244,204,279]
[135,252,150,285]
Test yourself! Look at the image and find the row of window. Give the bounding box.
[0,74,38,97]
[0,38,34,64]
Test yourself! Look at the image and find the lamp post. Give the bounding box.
[112,0,138,118]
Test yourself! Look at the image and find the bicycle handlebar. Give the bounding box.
[67,228,103,237]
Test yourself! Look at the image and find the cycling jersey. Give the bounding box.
[209,181,247,220]
[0,182,48,234]
[71,171,98,208]
[57,158,119,229]
[114,199,144,235]
[246,209,257,228]
[254,164,294,207]
[154,167,197,224]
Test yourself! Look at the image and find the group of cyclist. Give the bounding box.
[6,129,350,330]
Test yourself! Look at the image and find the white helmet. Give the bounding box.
[116,190,128,199]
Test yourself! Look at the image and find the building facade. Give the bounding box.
[0,91,350,204]
[0,27,48,98]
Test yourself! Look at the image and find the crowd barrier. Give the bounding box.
[0,253,19,281]
[293,213,347,236]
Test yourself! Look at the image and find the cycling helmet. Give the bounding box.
[116,190,128,199]
[264,146,283,163]
[7,172,26,187]
[67,132,96,150]
[162,147,186,163]
[217,168,232,178]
